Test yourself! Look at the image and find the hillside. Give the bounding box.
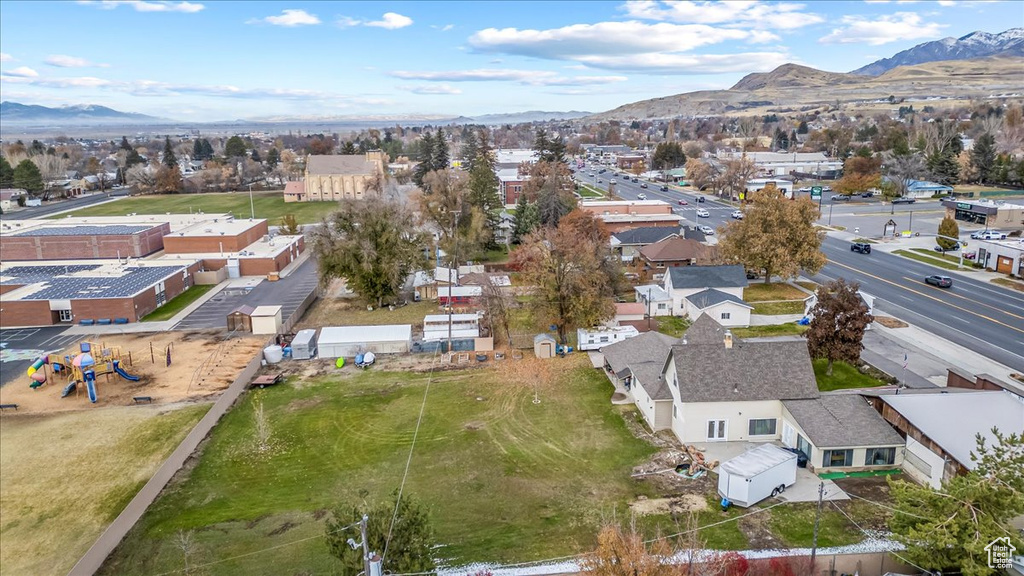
[0,101,164,125]
[852,28,1024,76]
[588,56,1024,121]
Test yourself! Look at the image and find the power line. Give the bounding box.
[829,500,936,576]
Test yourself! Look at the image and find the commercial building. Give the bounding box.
[295,151,386,202]
[941,198,1024,231]
[578,200,684,233]
[717,151,842,178]
[974,237,1024,277]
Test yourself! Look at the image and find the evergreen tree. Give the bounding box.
[200,139,214,159]
[432,130,450,170]
[511,192,539,244]
[30,140,45,155]
[324,492,435,574]
[937,216,960,251]
[970,133,996,184]
[797,120,809,134]
[0,156,14,188]
[250,148,261,163]
[12,159,44,192]
[341,141,357,155]
[266,148,280,167]
[651,142,686,170]
[412,131,435,189]
[162,137,177,168]
[926,150,960,185]
[224,136,247,158]
[466,131,502,244]
[125,148,145,168]
[533,129,550,157]
[119,136,133,151]
[192,139,204,161]
[460,130,479,171]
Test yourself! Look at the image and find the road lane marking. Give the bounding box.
[827,260,1024,334]
[899,276,1024,321]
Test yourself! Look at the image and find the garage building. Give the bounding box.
[317,324,412,358]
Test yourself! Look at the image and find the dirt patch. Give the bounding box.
[266,521,297,537]
[464,420,486,430]
[630,495,708,516]
[312,508,328,521]
[874,316,909,329]
[739,508,784,549]
[632,448,718,496]
[0,332,266,413]
[611,392,629,402]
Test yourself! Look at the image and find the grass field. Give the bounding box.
[99,359,662,573]
[743,283,809,302]
[732,323,808,339]
[657,316,691,338]
[0,404,210,576]
[50,192,338,224]
[140,284,215,322]
[296,299,438,330]
[577,184,605,198]
[910,248,977,268]
[813,359,888,391]
[892,249,967,271]
[751,301,806,315]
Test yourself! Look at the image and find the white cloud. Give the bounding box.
[430,23,455,32]
[3,66,39,78]
[76,1,204,13]
[864,0,956,4]
[399,84,463,95]
[389,68,627,86]
[0,53,13,62]
[621,0,824,29]
[249,9,320,26]
[819,12,946,45]
[45,54,110,68]
[573,51,794,74]
[338,12,413,29]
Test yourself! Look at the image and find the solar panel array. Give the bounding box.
[10,225,153,237]
[2,265,184,299]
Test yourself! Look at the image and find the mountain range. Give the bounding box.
[0,101,163,125]
[852,28,1024,76]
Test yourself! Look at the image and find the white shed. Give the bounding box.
[250,305,283,335]
[423,314,480,341]
[291,329,318,360]
[318,325,412,358]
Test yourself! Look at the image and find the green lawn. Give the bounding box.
[50,192,338,224]
[577,184,605,198]
[892,249,969,271]
[767,503,861,548]
[813,359,888,391]
[99,361,660,574]
[140,284,216,322]
[478,246,510,264]
[657,316,691,338]
[910,248,977,268]
[732,323,808,339]
[751,301,806,315]
[743,283,809,302]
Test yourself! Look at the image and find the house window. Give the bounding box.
[823,449,853,468]
[865,447,896,466]
[720,312,731,320]
[600,336,609,343]
[657,303,666,310]
[58,309,73,322]
[673,405,678,419]
[748,418,777,436]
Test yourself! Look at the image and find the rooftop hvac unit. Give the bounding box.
[204,228,213,233]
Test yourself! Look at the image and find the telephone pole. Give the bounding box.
[810,481,824,570]
[360,514,371,576]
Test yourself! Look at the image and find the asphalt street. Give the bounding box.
[0,190,128,220]
[0,326,84,386]
[573,163,1024,372]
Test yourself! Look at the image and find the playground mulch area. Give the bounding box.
[0,403,209,576]
[0,331,267,413]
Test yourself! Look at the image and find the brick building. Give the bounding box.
[578,200,684,233]
[0,222,170,260]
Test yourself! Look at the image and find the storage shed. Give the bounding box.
[291,328,318,360]
[250,305,283,335]
[318,324,412,358]
[533,333,557,359]
[226,304,255,332]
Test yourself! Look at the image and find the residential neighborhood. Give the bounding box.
[1,3,1024,576]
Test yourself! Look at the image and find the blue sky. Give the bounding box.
[0,1,1019,122]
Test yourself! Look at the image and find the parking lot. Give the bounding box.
[0,327,85,386]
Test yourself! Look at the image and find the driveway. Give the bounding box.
[0,326,85,386]
[689,441,848,504]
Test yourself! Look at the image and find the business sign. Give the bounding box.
[956,202,972,210]
[811,186,822,200]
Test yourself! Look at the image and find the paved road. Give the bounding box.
[0,190,128,220]
[812,236,1024,372]
[173,257,319,330]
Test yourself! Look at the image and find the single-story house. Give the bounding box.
[637,236,719,283]
[0,188,25,212]
[782,395,905,473]
[905,179,953,199]
[614,302,646,323]
[872,390,1024,488]
[577,325,640,351]
[437,285,483,306]
[609,226,680,262]
[318,324,412,358]
[423,313,480,341]
[601,331,678,430]
[664,264,749,317]
[635,284,673,317]
[685,288,753,328]
[412,266,461,301]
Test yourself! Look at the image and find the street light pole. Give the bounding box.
[248,183,255,220]
[828,203,833,227]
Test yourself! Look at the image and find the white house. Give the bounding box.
[686,288,753,328]
[745,178,793,199]
[423,314,480,341]
[635,284,673,317]
[602,315,904,473]
[663,265,750,317]
[577,325,640,351]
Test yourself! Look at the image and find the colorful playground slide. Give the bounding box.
[84,370,97,403]
[112,360,139,382]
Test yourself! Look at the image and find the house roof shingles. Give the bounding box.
[611,227,679,246]
[640,236,713,263]
[668,265,749,290]
[783,395,904,448]
[686,288,752,310]
[601,331,678,400]
[670,315,818,402]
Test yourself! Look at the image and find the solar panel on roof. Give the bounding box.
[2,264,185,299]
[9,225,153,237]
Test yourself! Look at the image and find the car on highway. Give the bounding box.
[660,185,669,191]
[851,242,872,254]
[632,178,639,183]
[596,179,602,183]
[924,275,953,288]
[830,194,851,202]
[696,196,705,203]
[891,196,916,204]
[933,243,960,253]
[696,208,710,218]
[798,187,812,193]
[860,191,874,198]
[698,225,715,235]
[973,230,1007,240]
[610,179,617,184]
[640,183,648,188]
[731,210,744,219]
[678,199,688,205]
[637,193,647,200]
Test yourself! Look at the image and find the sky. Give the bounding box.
[0,0,1019,122]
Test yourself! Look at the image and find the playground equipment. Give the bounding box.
[30,341,141,403]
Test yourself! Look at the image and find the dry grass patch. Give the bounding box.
[992,277,1024,292]
[296,298,438,330]
[743,283,809,302]
[874,316,909,329]
[0,404,209,576]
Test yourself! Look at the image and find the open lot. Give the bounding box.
[47,191,338,224]
[295,297,439,331]
[0,404,209,576]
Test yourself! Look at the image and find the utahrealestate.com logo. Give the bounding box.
[985,536,1016,569]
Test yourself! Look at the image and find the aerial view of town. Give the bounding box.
[0,1,1022,575]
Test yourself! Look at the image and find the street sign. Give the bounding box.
[811,186,822,199]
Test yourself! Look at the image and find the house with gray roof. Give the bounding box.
[609,226,679,262]
[601,315,906,473]
[664,265,749,316]
[685,288,753,328]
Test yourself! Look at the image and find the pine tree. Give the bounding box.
[125,148,145,168]
[224,136,247,158]
[466,131,502,245]
[162,137,177,168]
[0,156,14,188]
[192,139,204,161]
[460,129,478,171]
[926,150,960,185]
[200,139,214,159]
[119,136,133,151]
[412,131,435,189]
[341,141,357,155]
[432,130,450,170]
[266,148,280,167]
[250,148,261,163]
[12,159,44,192]
[511,191,538,244]
[970,133,996,184]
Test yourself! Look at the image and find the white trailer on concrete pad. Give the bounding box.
[717,444,797,508]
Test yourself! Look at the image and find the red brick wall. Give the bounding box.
[0,283,25,295]
[70,298,138,323]
[0,300,55,327]
[163,221,269,254]
[0,223,169,260]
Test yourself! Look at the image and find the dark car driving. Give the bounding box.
[925,275,953,288]
[851,242,871,254]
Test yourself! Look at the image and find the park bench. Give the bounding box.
[132,396,153,404]
[0,404,19,411]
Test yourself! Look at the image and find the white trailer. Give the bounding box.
[717,444,797,508]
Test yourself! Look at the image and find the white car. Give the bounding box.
[731,210,744,219]
[696,208,710,218]
[698,225,715,235]
[636,193,647,200]
[973,230,1007,240]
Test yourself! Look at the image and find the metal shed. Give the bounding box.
[291,328,318,360]
[227,304,255,332]
[318,324,412,358]
[250,305,283,335]
[534,334,557,359]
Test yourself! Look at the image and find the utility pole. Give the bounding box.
[248,183,255,220]
[447,210,460,354]
[360,514,371,576]
[810,481,824,571]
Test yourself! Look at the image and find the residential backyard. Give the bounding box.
[49,191,338,224]
[813,359,891,391]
